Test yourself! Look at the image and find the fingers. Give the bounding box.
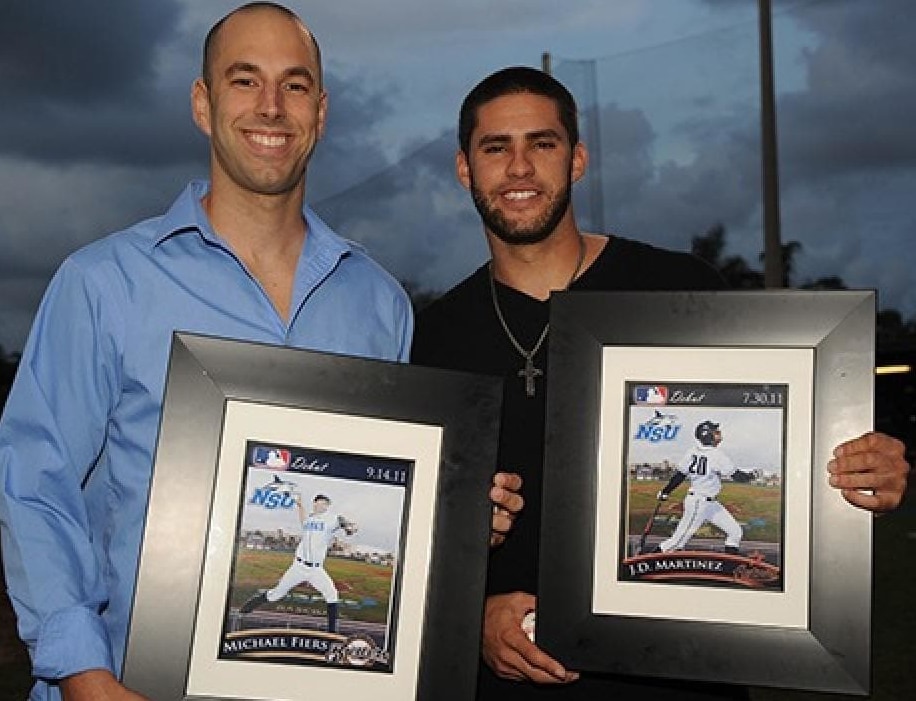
[490,510,515,547]
[832,431,901,458]
[490,472,524,547]
[491,472,524,514]
[837,488,886,512]
[481,593,578,685]
[828,431,910,513]
[516,643,580,684]
[493,471,523,491]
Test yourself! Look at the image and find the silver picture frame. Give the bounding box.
[537,290,874,695]
[123,332,502,700]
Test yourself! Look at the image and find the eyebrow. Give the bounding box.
[224,61,259,77]
[284,66,317,85]
[224,61,317,86]
[476,129,564,147]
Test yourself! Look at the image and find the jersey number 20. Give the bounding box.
[687,454,708,475]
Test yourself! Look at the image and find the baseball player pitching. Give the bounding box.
[240,493,358,633]
[652,421,753,555]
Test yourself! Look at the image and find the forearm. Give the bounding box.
[1,434,114,677]
[0,264,121,680]
[61,669,148,701]
[1,450,115,679]
[659,471,686,497]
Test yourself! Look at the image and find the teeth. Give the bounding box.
[249,133,287,147]
[504,190,537,200]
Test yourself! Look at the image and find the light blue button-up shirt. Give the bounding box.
[0,180,413,699]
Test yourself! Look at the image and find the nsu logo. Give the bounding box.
[634,410,682,443]
[250,489,297,509]
[249,475,299,510]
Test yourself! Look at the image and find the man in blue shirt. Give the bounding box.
[0,4,492,700]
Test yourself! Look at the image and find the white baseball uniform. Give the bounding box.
[266,508,345,604]
[659,442,743,552]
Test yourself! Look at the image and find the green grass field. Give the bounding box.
[629,479,783,543]
[231,548,394,624]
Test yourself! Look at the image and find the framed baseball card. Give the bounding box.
[123,333,502,701]
[618,380,788,593]
[215,441,412,674]
[537,290,875,695]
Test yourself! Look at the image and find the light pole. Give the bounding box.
[759,0,784,287]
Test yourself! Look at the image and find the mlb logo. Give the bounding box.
[252,446,291,469]
[634,385,668,405]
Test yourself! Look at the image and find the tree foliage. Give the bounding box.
[690,223,916,349]
[691,223,764,289]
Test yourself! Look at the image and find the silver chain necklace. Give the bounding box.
[488,236,587,398]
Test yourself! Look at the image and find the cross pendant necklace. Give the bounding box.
[519,356,544,398]
[488,235,587,398]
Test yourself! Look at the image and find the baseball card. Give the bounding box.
[218,440,412,673]
[620,381,787,591]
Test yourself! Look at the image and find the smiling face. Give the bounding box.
[191,6,327,199]
[457,92,586,245]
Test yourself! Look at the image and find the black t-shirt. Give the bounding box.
[413,236,745,700]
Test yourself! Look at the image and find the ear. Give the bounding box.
[191,78,212,137]
[456,149,471,191]
[316,90,329,140]
[571,142,589,183]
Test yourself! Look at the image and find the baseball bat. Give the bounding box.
[637,500,664,554]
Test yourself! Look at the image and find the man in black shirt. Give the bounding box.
[411,67,909,700]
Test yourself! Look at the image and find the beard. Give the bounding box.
[469,174,573,246]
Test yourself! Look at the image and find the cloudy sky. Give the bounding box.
[1,0,913,353]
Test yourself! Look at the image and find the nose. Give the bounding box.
[257,83,285,120]
[507,146,534,178]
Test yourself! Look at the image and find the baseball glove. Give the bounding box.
[338,515,358,535]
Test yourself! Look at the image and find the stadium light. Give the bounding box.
[875,365,912,376]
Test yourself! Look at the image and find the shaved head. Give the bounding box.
[202,2,322,89]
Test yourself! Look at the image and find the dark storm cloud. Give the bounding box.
[0,1,184,103]
[307,70,484,290]
[0,102,207,167]
[306,70,400,202]
[614,0,916,317]
[314,133,486,292]
[577,99,761,252]
[0,7,399,175]
[2,66,398,177]
[608,1,914,230]
[776,0,916,181]
[0,0,199,167]
[696,0,916,181]
[583,104,656,227]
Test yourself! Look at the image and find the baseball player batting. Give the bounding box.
[651,421,753,555]
[240,493,358,633]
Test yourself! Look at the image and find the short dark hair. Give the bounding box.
[202,2,322,88]
[313,494,331,504]
[458,66,579,155]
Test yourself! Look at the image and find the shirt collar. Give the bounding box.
[149,180,354,260]
[151,180,213,249]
